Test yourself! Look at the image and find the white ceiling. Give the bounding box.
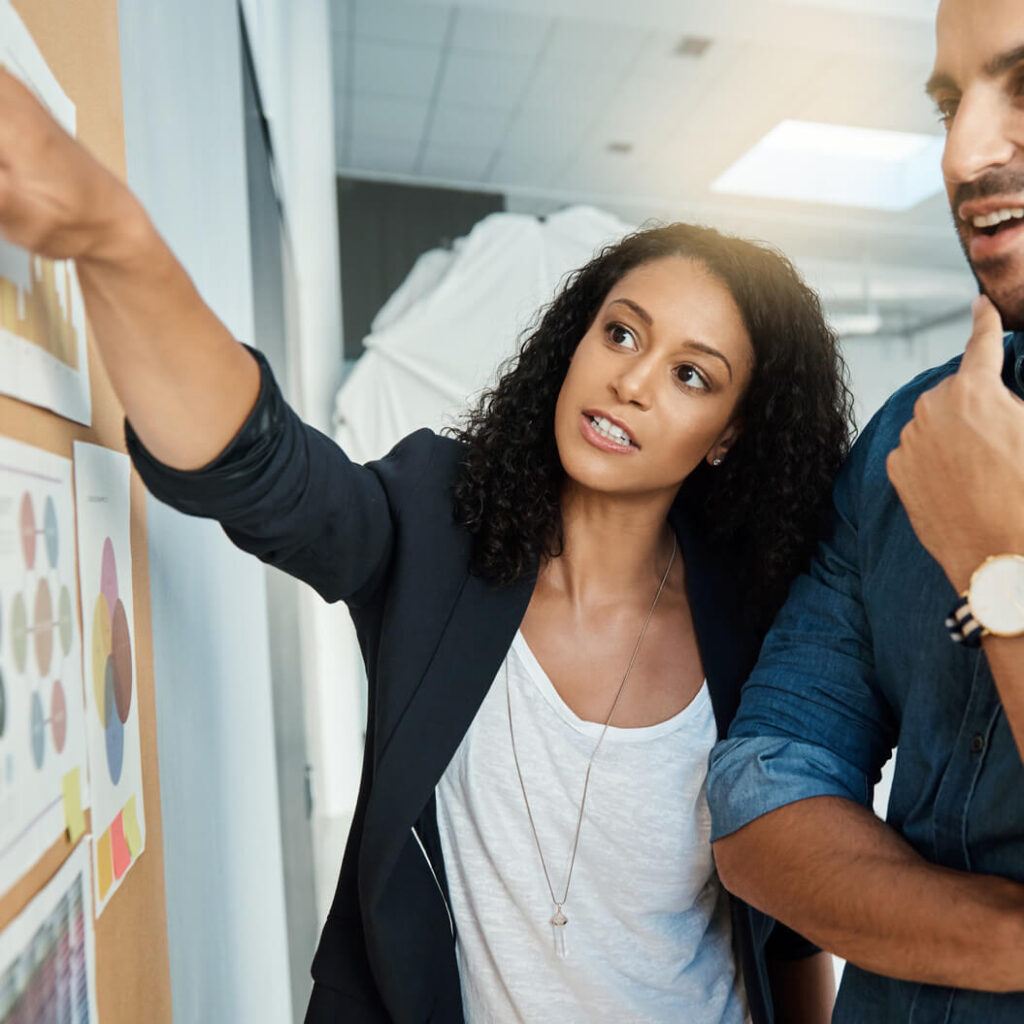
[329,0,976,327]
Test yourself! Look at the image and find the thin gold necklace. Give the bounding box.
[505,536,677,959]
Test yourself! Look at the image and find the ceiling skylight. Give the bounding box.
[711,120,945,211]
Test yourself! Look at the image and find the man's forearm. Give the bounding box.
[714,796,1024,991]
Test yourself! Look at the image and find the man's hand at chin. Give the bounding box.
[886,295,1024,593]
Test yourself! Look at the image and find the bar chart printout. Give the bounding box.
[0,0,91,426]
[0,841,100,1023]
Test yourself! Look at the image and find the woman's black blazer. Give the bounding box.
[127,350,814,1024]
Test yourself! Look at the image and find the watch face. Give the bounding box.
[971,555,1024,636]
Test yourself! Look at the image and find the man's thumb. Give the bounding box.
[960,294,1006,377]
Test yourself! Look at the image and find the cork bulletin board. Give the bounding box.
[0,0,172,1020]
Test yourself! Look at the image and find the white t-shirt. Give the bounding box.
[435,631,750,1023]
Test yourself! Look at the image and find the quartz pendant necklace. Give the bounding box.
[505,538,678,962]
[550,905,569,957]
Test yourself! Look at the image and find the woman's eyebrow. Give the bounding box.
[681,340,733,381]
[608,297,653,326]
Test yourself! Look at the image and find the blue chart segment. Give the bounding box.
[103,657,123,785]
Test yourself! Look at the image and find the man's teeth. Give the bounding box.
[971,207,1024,229]
[589,415,631,446]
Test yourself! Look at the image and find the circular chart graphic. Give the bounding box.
[91,537,132,784]
[6,482,77,780]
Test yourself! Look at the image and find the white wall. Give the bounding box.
[238,0,362,925]
[117,2,293,1020]
[842,317,972,430]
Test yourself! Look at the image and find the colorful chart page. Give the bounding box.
[73,443,146,915]
[0,839,99,1022]
[0,0,91,426]
[0,437,89,899]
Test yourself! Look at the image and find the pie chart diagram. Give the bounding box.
[7,486,75,776]
[91,537,132,784]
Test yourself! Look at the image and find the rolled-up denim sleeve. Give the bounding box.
[708,424,898,841]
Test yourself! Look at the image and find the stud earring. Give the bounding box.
[711,456,723,467]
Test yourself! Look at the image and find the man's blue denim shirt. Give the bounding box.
[708,332,1024,1022]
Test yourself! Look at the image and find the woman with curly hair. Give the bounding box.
[2,75,851,1023]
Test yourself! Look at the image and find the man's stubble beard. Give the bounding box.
[954,199,1024,327]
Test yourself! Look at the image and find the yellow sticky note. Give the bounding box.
[122,796,142,858]
[61,767,86,844]
[96,828,113,900]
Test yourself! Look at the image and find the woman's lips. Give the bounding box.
[579,412,637,454]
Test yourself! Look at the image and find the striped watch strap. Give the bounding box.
[945,595,984,647]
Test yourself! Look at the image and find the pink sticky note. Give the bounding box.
[110,810,131,880]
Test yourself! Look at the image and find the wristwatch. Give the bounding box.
[946,554,1024,646]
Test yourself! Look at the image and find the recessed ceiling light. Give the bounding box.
[607,141,633,154]
[711,119,945,211]
[675,35,712,58]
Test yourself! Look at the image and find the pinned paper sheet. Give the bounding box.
[0,437,89,899]
[74,442,146,914]
[0,842,100,1023]
[122,796,142,858]
[61,767,86,843]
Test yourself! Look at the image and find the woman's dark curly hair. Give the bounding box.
[450,222,855,626]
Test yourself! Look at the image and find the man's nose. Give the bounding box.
[942,88,1017,186]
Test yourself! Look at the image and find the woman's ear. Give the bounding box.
[706,420,742,467]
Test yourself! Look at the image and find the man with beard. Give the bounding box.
[708,0,1024,1019]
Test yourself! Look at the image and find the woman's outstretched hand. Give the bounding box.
[0,64,260,468]
[0,65,140,263]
